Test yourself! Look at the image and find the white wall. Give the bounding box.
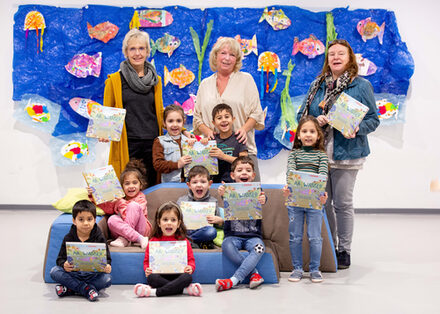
[1,0,439,209]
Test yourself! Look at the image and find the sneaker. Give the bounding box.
[84,285,98,302]
[134,283,151,297]
[186,283,203,296]
[140,236,149,250]
[338,251,351,269]
[310,271,324,283]
[249,273,264,289]
[199,241,215,250]
[110,236,129,247]
[55,284,74,297]
[288,269,303,282]
[215,279,234,292]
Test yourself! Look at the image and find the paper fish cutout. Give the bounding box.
[258,51,281,99]
[61,141,89,162]
[24,11,46,52]
[258,7,291,31]
[357,17,385,44]
[292,35,325,59]
[376,99,399,120]
[25,99,50,123]
[355,54,377,76]
[235,34,258,56]
[69,98,102,119]
[65,52,102,78]
[87,21,119,43]
[164,65,195,89]
[174,94,196,116]
[131,9,173,28]
[151,33,181,58]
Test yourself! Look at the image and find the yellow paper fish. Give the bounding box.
[164,65,195,89]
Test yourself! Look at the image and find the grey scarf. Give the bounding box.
[120,60,158,94]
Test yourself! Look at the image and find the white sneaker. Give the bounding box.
[140,236,149,250]
[110,236,129,247]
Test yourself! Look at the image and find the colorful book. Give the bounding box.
[285,170,327,210]
[180,201,216,230]
[149,241,187,274]
[66,242,107,272]
[83,165,125,204]
[326,92,369,137]
[86,105,126,141]
[223,182,262,220]
[182,140,218,176]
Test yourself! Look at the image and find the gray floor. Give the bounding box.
[1,210,439,314]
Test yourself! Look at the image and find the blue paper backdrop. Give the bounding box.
[13,5,414,160]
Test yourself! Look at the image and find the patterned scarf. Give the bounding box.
[120,60,158,94]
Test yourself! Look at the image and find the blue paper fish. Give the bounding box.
[150,33,180,58]
[258,7,291,31]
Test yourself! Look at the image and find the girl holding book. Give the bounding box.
[297,39,379,268]
[134,201,202,297]
[282,116,328,283]
[88,159,151,249]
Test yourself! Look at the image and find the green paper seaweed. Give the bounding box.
[325,12,338,54]
[190,19,213,84]
[279,60,297,140]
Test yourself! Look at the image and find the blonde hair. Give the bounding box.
[209,37,243,73]
[122,29,151,58]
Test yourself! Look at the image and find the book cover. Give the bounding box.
[66,242,107,272]
[180,201,216,230]
[182,140,218,176]
[83,165,125,204]
[86,105,126,141]
[223,182,262,220]
[149,241,187,274]
[326,92,369,137]
[285,170,327,210]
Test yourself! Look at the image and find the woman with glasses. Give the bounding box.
[298,39,380,269]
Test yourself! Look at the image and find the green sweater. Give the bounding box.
[287,146,329,178]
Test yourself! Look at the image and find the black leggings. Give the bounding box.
[127,138,156,187]
[147,273,192,297]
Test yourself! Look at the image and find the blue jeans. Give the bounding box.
[287,206,323,272]
[187,226,217,243]
[50,266,112,295]
[222,236,265,282]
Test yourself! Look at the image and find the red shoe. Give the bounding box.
[215,279,233,292]
[249,273,264,289]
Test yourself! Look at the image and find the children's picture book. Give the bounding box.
[83,165,125,204]
[149,241,187,274]
[66,242,107,272]
[223,182,262,220]
[285,170,327,210]
[326,92,369,137]
[182,140,218,176]
[180,201,216,230]
[86,104,126,141]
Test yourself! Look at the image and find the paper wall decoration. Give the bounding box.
[174,94,196,116]
[285,171,327,210]
[223,182,262,220]
[327,92,369,137]
[151,33,181,58]
[355,54,377,76]
[190,20,214,85]
[66,242,107,272]
[376,98,399,120]
[69,98,101,119]
[180,201,216,230]
[65,52,102,78]
[235,34,258,56]
[182,140,218,176]
[83,165,125,204]
[86,105,126,141]
[149,241,187,274]
[258,51,281,99]
[164,65,195,89]
[325,12,338,54]
[61,140,89,162]
[24,11,45,52]
[130,9,173,29]
[87,21,119,43]
[357,17,385,44]
[259,7,291,30]
[292,35,325,59]
[50,133,96,167]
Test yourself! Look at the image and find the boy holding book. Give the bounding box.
[50,200,112,302]
[177,165,224,249]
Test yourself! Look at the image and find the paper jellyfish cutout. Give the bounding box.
[258,51,281,99]
[24,11,46,53]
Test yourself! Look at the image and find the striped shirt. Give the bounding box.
[287,147,329,179]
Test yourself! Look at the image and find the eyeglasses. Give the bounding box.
[128,47,147,54]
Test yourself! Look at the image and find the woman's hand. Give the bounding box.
[235,127,248,145]
[184,265,194,274]
[344,126,359,139]
[145,267,152,277]
[177,156,192,169]
[316,115,329,127]
[282,185,291,198]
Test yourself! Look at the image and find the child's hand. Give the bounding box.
[104,264,112,274]
[282,185,291,198]
[258,191,266,205]
[200,138,209,145]
[177,156,192,168]
[218,183,225,197]
[187,138,197,146]
[63,260,74,272]
[145,267,153,277]
[86,187,94,196]
[98,137,110,143]
[183,130,196,139]
[184,265,194,274]
[209,147,225,160]
[207,215,224,225]
[320,192,328,205]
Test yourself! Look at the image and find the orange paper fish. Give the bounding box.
[164,65,195,89]
[87,22,119,43]
[357,17,385,44]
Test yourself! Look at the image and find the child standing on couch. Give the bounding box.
[50,200,112,302]
[215,156,267,292]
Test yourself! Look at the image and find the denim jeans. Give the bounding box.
[187,226,217,243]
[222,236,265,282]
[287,206,323,273]
[50,266,112,295]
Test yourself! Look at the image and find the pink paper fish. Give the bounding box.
[138,9,173,28]
[87,21,119,43]
[258,7,291,31]
[65,52,102,78]
[174,94,196,116]
[292,35,325,59]
[164,65,195,89]
[355,54,377,76]
[69,97,101,118]
[357,17,385,44]
[235,34,258,56]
